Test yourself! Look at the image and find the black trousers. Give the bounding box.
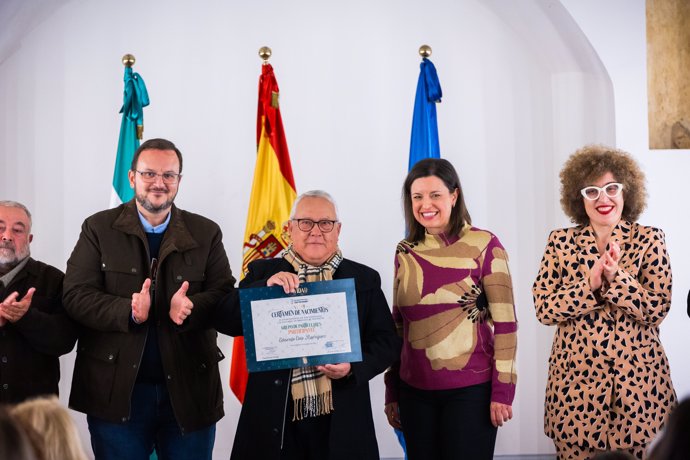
[399,381,497,460]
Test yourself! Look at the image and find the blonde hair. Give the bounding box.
[11,397,87,460]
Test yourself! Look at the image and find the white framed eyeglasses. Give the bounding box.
[580,182,623,201]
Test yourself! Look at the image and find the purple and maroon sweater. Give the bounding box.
[384,225,518,405]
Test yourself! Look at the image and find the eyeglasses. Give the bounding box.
[135,170,181,184]
[580,182,623,201]
[292,219,338,233]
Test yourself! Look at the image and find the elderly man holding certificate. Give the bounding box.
[216,190,400,460]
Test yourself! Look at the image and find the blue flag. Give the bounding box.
[408,57,442,170]
[110,66,149,207]
[395,56,443,460]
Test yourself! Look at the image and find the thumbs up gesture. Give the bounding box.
[170,281,193,325]
[132,279,152,324]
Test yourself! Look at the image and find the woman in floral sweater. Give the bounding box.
[384,158,518,460]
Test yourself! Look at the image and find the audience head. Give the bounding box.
[0,405,41,460]
[11,396,87,460]
[648,397,690,460]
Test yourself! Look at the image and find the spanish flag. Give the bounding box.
[230,63,297,402]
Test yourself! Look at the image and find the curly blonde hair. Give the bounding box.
[559,145,647,225]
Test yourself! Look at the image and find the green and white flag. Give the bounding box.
[110,65,149,207]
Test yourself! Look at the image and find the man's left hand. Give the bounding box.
[0,287,35,323]
[170,281,193,325]
[316,363,351,380]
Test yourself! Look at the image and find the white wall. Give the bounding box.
[0,0,686,458]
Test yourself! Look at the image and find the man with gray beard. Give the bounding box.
[0,200,77,403]
[64,138,235,460]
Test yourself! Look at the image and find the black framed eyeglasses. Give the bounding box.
[580,182,623,201]
[292,218,338,233]
[135,170,181,184]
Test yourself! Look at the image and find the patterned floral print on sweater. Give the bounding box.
[384,225,518,405]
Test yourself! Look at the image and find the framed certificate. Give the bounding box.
[239,278,362,372]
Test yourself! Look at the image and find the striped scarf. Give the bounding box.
[283,244,343,420]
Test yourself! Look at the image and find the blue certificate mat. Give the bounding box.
[239,278,362,372]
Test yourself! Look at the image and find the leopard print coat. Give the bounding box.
[532,221,676,450]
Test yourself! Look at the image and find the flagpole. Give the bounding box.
[121,54,137,140]
[396,45,440,460]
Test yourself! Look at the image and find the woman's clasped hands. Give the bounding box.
[590,241,621,292]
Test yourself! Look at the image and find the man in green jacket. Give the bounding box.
[63,138,235,460]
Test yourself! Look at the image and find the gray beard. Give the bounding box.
[0,244,30,272]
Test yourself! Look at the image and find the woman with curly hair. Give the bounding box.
[533,145,676,459]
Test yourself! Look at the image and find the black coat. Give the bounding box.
[0,258,77,403]
[216,257,400,460]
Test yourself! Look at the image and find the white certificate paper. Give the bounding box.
[239,278,362,372]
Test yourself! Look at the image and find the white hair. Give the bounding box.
[289,190,340,220]
[0,200,32,231]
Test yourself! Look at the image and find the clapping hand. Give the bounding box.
[602,241,620,283]
[589,257,605,292]
[0,287,35,324]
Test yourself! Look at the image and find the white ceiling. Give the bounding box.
[0,0,71,64]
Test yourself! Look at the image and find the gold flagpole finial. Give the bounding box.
[122,54,136,67]
[259,46,272,64]
[419,45,432,59]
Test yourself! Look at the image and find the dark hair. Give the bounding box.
[402,158,471,242]
[559,145,646,226]
[648,398,690,460]
[130,138,183,173]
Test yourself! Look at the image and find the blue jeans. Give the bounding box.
[87,383,215,460]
